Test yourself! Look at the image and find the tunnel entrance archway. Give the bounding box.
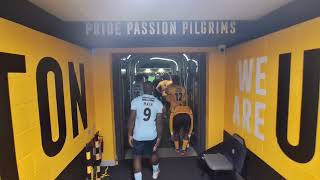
[112,53,206,160]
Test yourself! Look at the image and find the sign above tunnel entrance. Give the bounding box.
[85,21,237,37]
[78,20,243,47]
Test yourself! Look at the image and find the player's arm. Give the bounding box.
[153,107,163,151]
[128,99,138,147]
[156,109,164,139]
[127,110,136,147]
[165,87,172,102]
[127,110,136,137]
[156,82,162,93]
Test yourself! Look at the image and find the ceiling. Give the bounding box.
[28,0,293,21]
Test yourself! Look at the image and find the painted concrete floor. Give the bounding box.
[102,157,235,180]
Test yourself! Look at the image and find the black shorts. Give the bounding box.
[133,138,157,157]
[173,113,191,134]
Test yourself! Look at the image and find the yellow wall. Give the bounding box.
[206,51,226,148]
[224,17,320,179]
[91,52,117,161]
[0,18,95,179]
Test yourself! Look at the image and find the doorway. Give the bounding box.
[112,53,206,160]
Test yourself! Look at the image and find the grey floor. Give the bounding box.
[102,157,235,180]
[125,147,198,159]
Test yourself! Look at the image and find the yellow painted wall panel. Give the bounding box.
[92,53,117,161]
[206,51,225,148]
[8,74,37,106]
[10,102,38,135]
[0,18,95,179]
[224,17,320,179]
[17,155,36,180]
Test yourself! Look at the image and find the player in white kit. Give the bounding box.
[128,81,164,180]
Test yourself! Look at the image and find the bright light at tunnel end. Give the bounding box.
[158,68,165,73]
[150,57,179,71]
[144,68,152,73]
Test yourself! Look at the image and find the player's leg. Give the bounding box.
[151,152,160,179]
[172,115,180,152]
[133,140,143,180]
[147,139,160,179]
[181,114,192,156]
[133,157,142,180]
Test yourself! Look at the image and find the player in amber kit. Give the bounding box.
[156,73,172,98]
[165,75,193,155]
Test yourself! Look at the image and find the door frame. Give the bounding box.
[112,54,126,159]
[195,53,207,153]
[112,52,207,160]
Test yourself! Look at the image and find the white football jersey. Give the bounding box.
[131,94,163,141]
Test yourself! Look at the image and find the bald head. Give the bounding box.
[143,81,154,95]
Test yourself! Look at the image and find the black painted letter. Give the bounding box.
[68,63,88,137]
[37,57,66,157]
[276,49,320,163]
[0,52,26,180]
